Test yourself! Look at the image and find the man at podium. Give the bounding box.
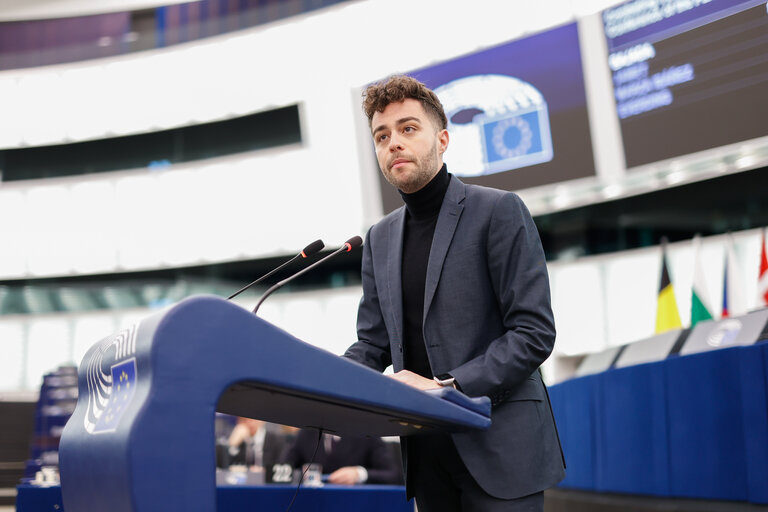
[343,75,565,511]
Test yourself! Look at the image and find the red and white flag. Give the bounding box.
[759,229,768,307]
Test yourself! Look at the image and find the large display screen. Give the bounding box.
[374,23,596,214]
[603,0,768,168]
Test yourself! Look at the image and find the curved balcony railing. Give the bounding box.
[0,0,352,70]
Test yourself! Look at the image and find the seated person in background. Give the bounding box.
[224,417,295,478]
[280,429,403,485]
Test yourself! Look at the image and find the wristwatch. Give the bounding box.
[433,373,455,387]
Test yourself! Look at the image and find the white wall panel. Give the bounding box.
[0,190,29,277]
[25,318,72,389]
[0,320,25,391]
[0,75,24,148]
[69,181,119,274]
[113,175,165,270]
[17,72,65,147]
[201,162,261,262]
[61,65,112,141]
[25,185,73,276]
[603,249,659,346]
[550,261,606,356]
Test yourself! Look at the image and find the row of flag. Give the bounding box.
[655,229,768,334]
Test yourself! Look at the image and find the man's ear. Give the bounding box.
[438,129,449,155]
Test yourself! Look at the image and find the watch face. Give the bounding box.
[435,374,452,382]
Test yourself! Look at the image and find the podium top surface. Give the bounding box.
[68,295,490,437]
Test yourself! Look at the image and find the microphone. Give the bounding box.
[227,239,324,300]
[252,236,362,314]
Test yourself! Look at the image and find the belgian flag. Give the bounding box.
[655,241,682,334]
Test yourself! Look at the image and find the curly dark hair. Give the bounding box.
[362,75,448,130]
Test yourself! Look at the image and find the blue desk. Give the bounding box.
[17,484,413,512]
[596,362,669,496]
[549,341,768,504]
[549,374,597,490]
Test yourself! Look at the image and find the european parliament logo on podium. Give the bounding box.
[434,74,553,177]
[93,358,137,433]
[83,324,140,434]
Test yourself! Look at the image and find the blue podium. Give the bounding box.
[58,295,490,512]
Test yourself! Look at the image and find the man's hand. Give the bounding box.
[388,370,440,390]
[228,423,250,447]
[328,466,361,485]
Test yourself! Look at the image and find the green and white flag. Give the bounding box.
[690,235,713,326]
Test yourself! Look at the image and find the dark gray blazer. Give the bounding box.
[344,176,565,499]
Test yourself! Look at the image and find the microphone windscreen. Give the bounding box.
[344,236,363,251]
[302,239,325,257]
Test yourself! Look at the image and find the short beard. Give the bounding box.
[383,143,441,194]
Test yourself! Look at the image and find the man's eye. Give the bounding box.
[403,126,414,133]
[378,134,388,142]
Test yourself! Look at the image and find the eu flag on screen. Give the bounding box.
[481,109,552,172]
[93,358,137,434]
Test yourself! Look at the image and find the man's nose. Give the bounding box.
[388,134,404,151]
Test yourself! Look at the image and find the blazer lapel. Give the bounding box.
[387,209,406,351]
[424,177,465,322]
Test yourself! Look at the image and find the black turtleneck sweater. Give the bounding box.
[399,164,450,379]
